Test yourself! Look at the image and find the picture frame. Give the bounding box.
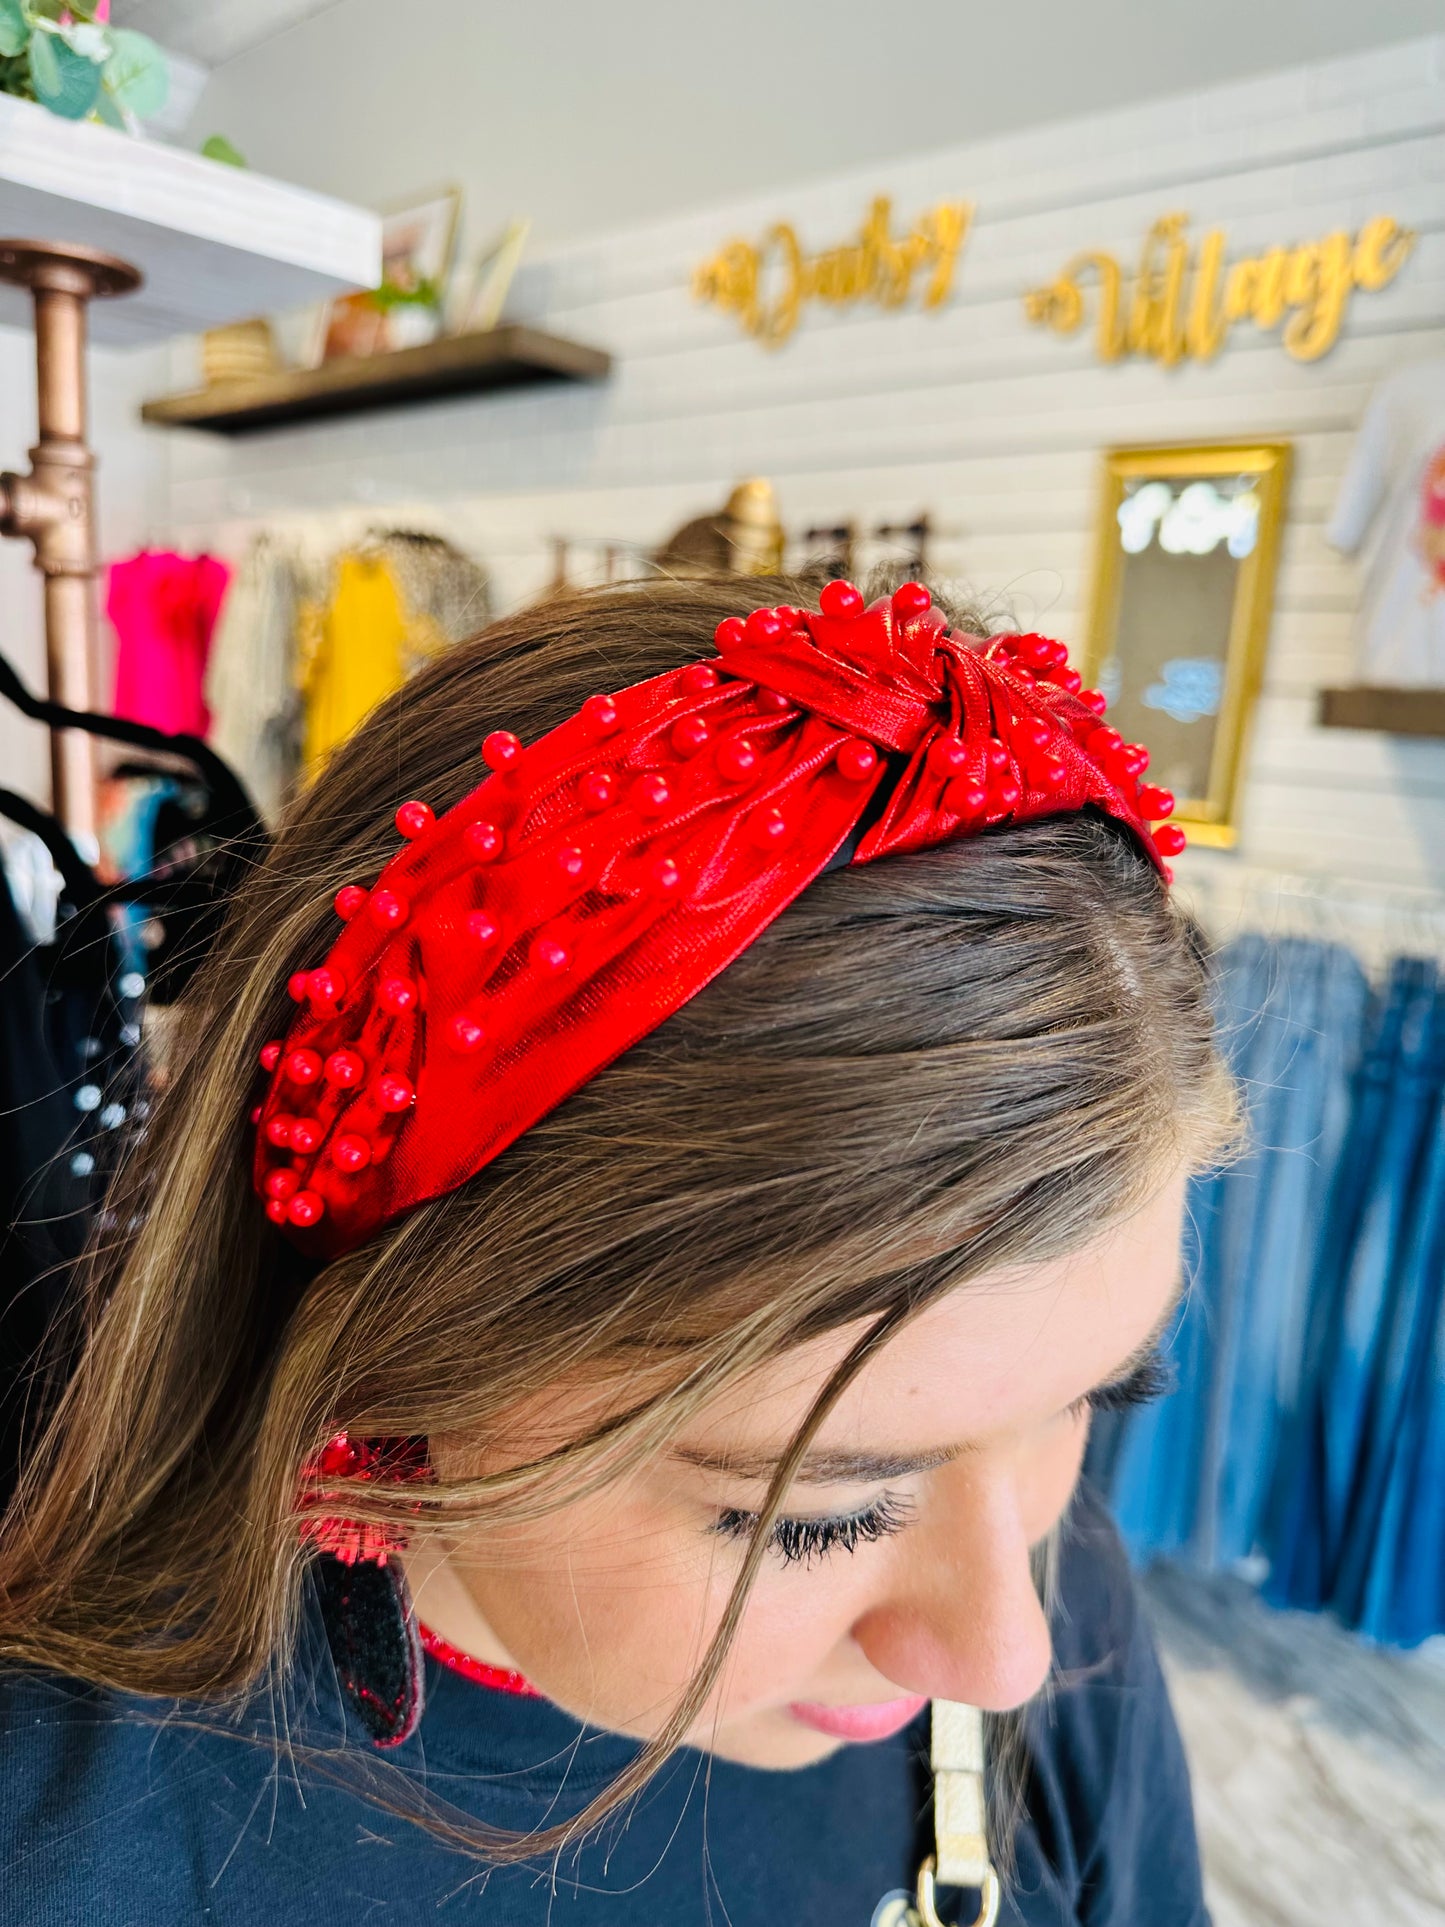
[448,219,531,335]
[1082,441,1293,848]
[317,186,463,363]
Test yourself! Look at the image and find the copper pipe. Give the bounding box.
[0,241,141,841]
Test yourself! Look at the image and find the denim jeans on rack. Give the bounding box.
[1100,935,1370,1571]
[1265,957,1444,1627]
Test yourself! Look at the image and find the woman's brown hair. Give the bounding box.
[0,576,1234,1858]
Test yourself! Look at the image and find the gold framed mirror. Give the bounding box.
[1082,441,1291,847]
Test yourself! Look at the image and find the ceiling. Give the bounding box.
[109,0,343,68]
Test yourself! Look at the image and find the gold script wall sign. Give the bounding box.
[692,196,974,348]
[1024,211,1414,366]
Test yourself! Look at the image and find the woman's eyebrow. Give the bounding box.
[672,1443,963,1486]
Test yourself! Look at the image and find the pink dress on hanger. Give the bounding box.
[107,550,231,737]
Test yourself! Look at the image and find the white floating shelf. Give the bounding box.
[0,93,380,345]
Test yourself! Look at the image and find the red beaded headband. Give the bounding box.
[252,581,1183,1257]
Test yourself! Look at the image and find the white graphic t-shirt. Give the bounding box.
[1328,359,1445,686]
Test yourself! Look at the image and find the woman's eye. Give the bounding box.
[1067,1348,1176,1422]
[713,1490,916,1567]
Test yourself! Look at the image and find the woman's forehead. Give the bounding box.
[674,1171,1187,1469]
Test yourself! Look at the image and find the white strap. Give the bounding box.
[931,1700,991,1889]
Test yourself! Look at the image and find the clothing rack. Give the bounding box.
[1176,853,1445,975]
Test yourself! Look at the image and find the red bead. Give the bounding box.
[264,1168,300,1200]
[465,910,500,945]
[632,773,671,815]
[464,819,504,862]
[1056,668,1083,695]
[993,776,1022,813]
[1019,718,1052,756]
[530,933,571,975]
[287,971,309,1003]
[286,1047,323,1085]
[1079,688,1108,714]
[332,1133,373,1172]
[378,976,418,1015]
[755,687,791,713]
[773,605,799,625]
[1089,726,1124,757]
[447,1012,487,1052]
[713,617,746,650]
[250,1105,263,1126]
[264,1114,295,1148]
[395,799,434,840]
[1138,785,1175,820]
[671,715,710,758]
[482,730,522,771]
[948,778,989,816]
[259,1040,282,1072]
[581,693,620,735]
[308,966,345,1008]
[743,608,785,647]
[928,738,969,779]
[1117,743,1150,778]
[580,771,617,812]
[368,890,407,930]
[750,806,789,849]
[289,1116,322,1155]
[318,1434,360,1476]
[682,661,721,693]
[556,845,587,880]
[1163,864,1176,886]
[647,855,682,896]
[892,580,932,618]
[325,1049,365,1087]
[819,579,863,619]
[265,1198,289,1225]
[334,884,368,921]
[715,736,758,782]
[1011,664,1037,685]
[1154,823,1187,857]
[375,1073,414,1113]
[1036,754,1069,790]
[836,738,878,781]
[287,1189,325,1228]
[985,741,1010,773]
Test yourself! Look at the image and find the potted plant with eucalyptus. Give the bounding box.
[0,0,167,131]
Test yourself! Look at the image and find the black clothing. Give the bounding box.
[0,1485,1208,1925]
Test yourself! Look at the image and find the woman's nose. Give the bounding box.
[849,1469,1054,1712]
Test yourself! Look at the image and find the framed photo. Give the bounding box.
[319,187,462,362]
[448,219,531,335]
[1082,441,1292,848]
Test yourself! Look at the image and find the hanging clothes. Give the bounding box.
[204,534,313,823]
[106,550,231,738]
[297,535,491,775]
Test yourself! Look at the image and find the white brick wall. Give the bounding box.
[147,33,1445,898]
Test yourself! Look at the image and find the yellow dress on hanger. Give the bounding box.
[298,551,410,774]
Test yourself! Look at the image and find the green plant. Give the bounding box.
[0,1,167,131]
[370,273,442,312]
[200,133,246,168]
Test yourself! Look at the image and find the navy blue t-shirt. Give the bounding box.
[0,1484,1207,1925]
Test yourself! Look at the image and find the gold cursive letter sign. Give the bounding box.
[693,196,974,348]
[1023,211,1414,366]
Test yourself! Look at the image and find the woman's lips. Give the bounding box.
[787,1693,929,1742]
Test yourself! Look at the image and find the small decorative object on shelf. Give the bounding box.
[1318,686,1445,739]
[0,0,167,133]
[314,186,461,363]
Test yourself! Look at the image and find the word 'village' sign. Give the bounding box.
[1024,211,1414,366]
[692,196,973,348]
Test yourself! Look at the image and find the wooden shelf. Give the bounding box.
[140,325,612,434]
[1319,685,1445,739]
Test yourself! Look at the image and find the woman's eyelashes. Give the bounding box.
[1068,1346,1176,1421]
[714,1490,917,1567]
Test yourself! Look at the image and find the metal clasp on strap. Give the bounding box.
[914,1700,1001,1927]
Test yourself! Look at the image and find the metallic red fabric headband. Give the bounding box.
[252,581,1183,1257]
